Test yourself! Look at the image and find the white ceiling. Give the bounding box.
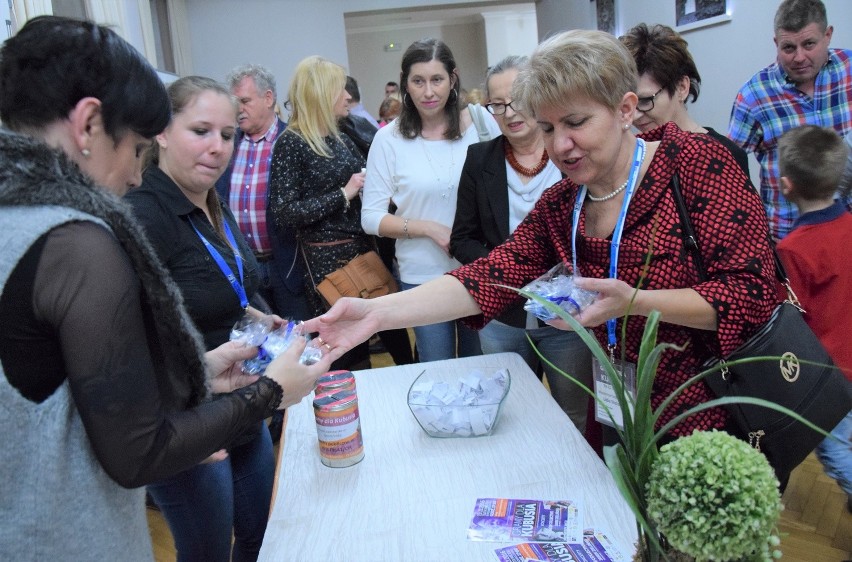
[344,1,534,33]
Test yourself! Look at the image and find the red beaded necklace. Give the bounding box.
[504,142,549,177]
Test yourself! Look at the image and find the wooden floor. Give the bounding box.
[147,348,852,561]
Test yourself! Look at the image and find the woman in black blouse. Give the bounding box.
[0,18,335,561]
[125,76,284,562]
[269,56,377,370]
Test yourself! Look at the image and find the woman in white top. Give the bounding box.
[361,38,500,361]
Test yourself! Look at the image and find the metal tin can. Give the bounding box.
[313,389,365,468]
[315,370,356,395]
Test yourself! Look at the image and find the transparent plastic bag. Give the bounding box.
[522,263,597,321]
[229,314,323,374]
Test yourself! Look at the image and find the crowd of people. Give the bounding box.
[1,0,850,559]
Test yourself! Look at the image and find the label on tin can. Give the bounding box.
[313,390,364,468]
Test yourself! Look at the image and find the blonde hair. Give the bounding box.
[285,55,346,157]
[514,29,638,116]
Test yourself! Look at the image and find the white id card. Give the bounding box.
[593,356,637,430]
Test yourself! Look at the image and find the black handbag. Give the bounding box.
[670,174,851,478]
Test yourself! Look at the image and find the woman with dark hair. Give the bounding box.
[450,55,592,433]
[361,38,500,362]
[0,17,335,560]
[125,76,275,562]
[620,23,750,175]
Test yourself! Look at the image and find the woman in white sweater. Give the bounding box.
[361,38,499,361]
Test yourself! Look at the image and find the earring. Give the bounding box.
[623,124,629,130]
[81,148,91,157]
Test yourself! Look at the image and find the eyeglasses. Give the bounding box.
[485,100,523,116]
[636,87,665,112]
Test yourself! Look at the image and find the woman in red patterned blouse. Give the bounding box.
[305,30,777,438]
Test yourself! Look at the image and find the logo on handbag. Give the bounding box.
[779,351,800,382]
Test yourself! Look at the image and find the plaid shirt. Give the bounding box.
[727,48,852,239]
[228,119,281,254]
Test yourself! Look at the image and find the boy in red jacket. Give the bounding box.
[776,124,852,510]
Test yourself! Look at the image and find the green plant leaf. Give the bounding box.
[605,445,665,559]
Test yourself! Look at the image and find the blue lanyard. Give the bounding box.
[571,138,646,350]
[189,216,248,309]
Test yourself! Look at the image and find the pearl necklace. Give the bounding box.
[585,178,629,202]
[420,137,457,202]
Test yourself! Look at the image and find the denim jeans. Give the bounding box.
[401,281,481,362]
[147,422,274,562]
[255,258,309,321]
[815,408,852,497]
[479,319,593,433]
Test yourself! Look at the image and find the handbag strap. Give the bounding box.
[669,173,802,307]
[468,103,492,142]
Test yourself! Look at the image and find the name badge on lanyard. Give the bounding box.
[571,139,646,429]
[189,216,249,310]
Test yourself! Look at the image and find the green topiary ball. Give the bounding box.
[646,430,783,561]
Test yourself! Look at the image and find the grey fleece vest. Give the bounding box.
[0,206,152,561]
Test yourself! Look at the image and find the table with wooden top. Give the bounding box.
[259,352,637,561]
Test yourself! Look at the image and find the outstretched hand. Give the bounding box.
[301,297,380,358]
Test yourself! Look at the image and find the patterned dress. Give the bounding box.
[448,122,778,436]
[269,130,370,316]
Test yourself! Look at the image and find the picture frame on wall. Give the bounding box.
[675,0,731,33]
[596,0,616,35]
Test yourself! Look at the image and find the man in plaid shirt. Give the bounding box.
[727,0,852,239]
[216,64,308,321]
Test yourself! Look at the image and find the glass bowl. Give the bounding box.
[406,369,511,438]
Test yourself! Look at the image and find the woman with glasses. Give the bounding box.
[361,38,500,362]
[450,55,592,433]
[306,30,777,451]
[620,23,750,175]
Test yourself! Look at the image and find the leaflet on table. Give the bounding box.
[466,498,582,543]
[493,530,627,562]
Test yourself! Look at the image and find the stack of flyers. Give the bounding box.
[493,530,627,562]
[466,498,583,543]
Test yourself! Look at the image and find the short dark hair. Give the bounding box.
[345,76,361,102]
[0,16,170,142]
[386,81,399,89]
[620,23,701,103]
[774,0,827,33]
[398,38,462,140]
[778,125,848,200]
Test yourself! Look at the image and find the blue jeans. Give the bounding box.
[815,408,852,497]
[401,281,481,362]
[479,319,593,433]
[147,422,274,562]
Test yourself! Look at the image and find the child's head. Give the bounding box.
[778,125,849,202]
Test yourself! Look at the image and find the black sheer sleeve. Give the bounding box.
[31,222,281,488]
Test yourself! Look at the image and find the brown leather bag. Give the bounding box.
[314,250,398,307]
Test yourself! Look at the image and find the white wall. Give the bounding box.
[186,0,350,109]
[186,0,852,135]
[537,0,851,135]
